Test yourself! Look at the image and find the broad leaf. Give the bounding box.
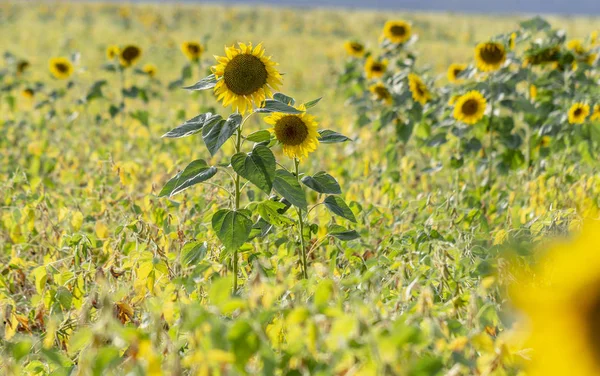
[162,113,221,138]
[159,159,218,197]
[231,145,276,194]
[324,195,357,223]
[256,200,293,226]
[183,74,219,90]
[181,241,207,266]
[212,209,253,251]
[301,171,341,194]
[255,99,303,114]
[328,225,360,241]
[246,130,272,143]
[203,113,242,155]
[273,93,295,106]
[273,169,307,210]
[318,129,351,143]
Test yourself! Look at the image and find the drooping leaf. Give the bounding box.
[231,145,276,194]
[159,159,218,197]
[318,129,351,143]
[273,93,295,106]
[303,97,322,109]
[328,224,360,241]
[181,241,207,266]
[203,113,242,155]
[301,171,341,194]
[324,195,357,223]
[183,74,218,90]
[273,170,307,210]
[255,99,303,114]
[211,209,253,251]
[162,113,221,138]
[256,200,293,226]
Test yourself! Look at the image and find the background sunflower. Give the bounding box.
[475,41,506,71]
[408,73,431,104]
[344,41,365,58]
[48,57,73,79]
[364,56,387,79]
[568,103,590,124]
[181,41,204,61]
[447,63,467,83]
[382,20,411,44]
[453,90,487,124]
[119,45,142,67]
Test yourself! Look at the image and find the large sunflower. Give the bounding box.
[475,42,506,72]
[568,103,590,124]
[106,45,120,60]
[513,220,600,376]
[264,105,319,160]
[49,57,73,79]
[369,82,392,104]
[407,73,431,105]
[591,104,600,121]
[344,41,366,58]
[181,41,204,61]
[447,63,467,83]
[119,45,142,68]
[382,20,411,44]
[212,42,282,114]
[453,91,487,125]
[364,57,387,79]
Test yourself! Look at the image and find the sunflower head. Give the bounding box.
[106,45,120,60]
[447,63,467,83]
[407,73,431,105]
[369,82,392,104]
[512,220,600,376]
[475,42,506,72]
[583,53,597,65]
[212,42,282,114]
[264,105,319,160]
[523,46,561,66]
[453,90,487,125]
[344,41,366,58]
[16,60,30,75]
[365,57,387,79]
[119,45,142,68]
[568,103,590,124]
[21,88,34,99]
[592,105,600,121]
[142,63,157,78]
[181,41,204,61]
[567,39,587,54]
[382,20,412,44]
[49,57,73,80]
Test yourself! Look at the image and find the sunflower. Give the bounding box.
[142,63,157,78]
[119,45,142,68]
[212,42,282,114]
[447,63,467,83]
[567,39,586,54]
[49,57,73,79]
[523,46,561,66]
[592,31,598,46]
[453,91,487,125]
[407,73,431,105]
[382,20,411,44]
[509,32,517,50]
[21,88,34,99]
[568,103,590,124]
[343,41,366,58]
[592,105,600,121]
[181,41,204,61]
[584,53,597,65]
[16,60,30,75]
[369,82,392,104]
[364,57,387,79]
[264,105,319,160]
[106,45,120,60]
[474,42,506,72]
[512,220,600,376]
[529,84,538,101]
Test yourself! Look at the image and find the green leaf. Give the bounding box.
[273,169,307,210]
[324,195,357,223]
[273,93,295,106]
[162,113,221,138]
[246,129,272,143]
[301,171,341,194]
[228,320,260,370]
[183,74,218,90]
[181,241,207,266]
[255,99,303,114]
[203,113,242,155]
[231,145,276,194]
[130,110,149,127]
[256,200,293,226]
[303,97,322,109]
[318,129,351,143]
[328,225,360,241]
[211,209,253,251]
[519,16,551,32]
[159,159,218,197]
[85,80,107,101]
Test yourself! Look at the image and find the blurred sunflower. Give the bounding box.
[407,73,431,105]
[382,20,411,44]
[591,105,600,121]
[448,94,460,106]
[568,103,590,124]
[592,31,599,46]
[21,88,34,99]
[106,45,120,60]
[369,82,392,104]
[447,63,467,83]
[567,39,586,54]
[212,42,282,114]
[523,46,560,66]
[49,57,73,79]
[344,41,365,58]
[364,57,387,79]
[16,60,30,76]
[584,53,597,65]
[529,84,538,101]
[453,90,487,124]
[475,42,506,72]
[142,63,157,78]
[513,220,600,376]
[509,32,517,50]
[119,45,142,67]
[264,105,319,160]
[181,41,204,61]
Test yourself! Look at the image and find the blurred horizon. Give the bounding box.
[88,0,600,15]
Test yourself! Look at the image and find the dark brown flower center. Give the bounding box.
[17,61,29,73]
[374,86,390,99]
[274,116,309,146]
[350,43,363,52]
[480,43,505,64]
[371,63,384,72]
[461,99,480,116]
[390,25,407,37]
[223,54,268,96]
[188,44,200,54]
[574,108,583,117]
[453,68,462,77]
[121,46,140,62]
[55,63,69,73]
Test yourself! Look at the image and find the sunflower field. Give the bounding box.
[1,2,600,375]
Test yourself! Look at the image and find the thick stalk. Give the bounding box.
[232,114,250,292]
[487,83,495,187]
[294,158,308,279]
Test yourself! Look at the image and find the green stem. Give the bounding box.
[294,158,308,279]
[119,67,126,127]
[487,84,495,187]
